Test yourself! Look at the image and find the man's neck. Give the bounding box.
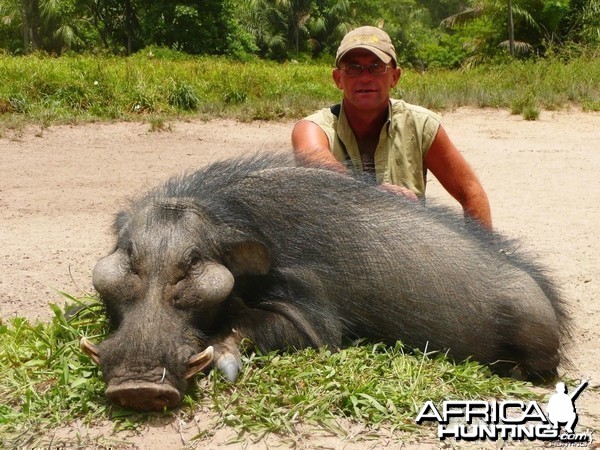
[342,100,390,140]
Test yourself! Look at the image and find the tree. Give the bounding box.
[346,0,437,67]
[134,0,248,55]
[0,0,100,53]
[0,0,23,52]
[237,0,314,59]
[23,0,41,51]
[441,0,541,58]
[562,0,600,46]
[40,0,102,53]
[579,0,600,44]
[305,0,354,57]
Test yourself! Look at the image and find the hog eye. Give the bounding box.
[185,249,202,270]
[124,242,140,274]
[173,252,199,284]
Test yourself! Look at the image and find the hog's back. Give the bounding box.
[223,167,563,365]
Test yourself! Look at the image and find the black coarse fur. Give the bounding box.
[125,152,571,380]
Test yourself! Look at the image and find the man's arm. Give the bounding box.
[424,125,493,229]
[292,120,418,200]
[291,120,349,174]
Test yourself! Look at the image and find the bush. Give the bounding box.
[168,81,200,111]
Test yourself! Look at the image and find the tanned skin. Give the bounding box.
[292,49,492,230]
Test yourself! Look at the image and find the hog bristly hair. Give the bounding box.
[102,151,570,387]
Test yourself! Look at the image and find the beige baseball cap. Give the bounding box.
[335,26,397,67]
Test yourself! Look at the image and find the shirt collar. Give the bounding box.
[385,101,393,136]
[340,100,393,137]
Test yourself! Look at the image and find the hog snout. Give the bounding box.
[81,337,184,410]
[104,346,215,411]
[106,380,181,411]
[81,337,214,410]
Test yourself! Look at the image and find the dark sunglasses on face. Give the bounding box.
[339,63,392,77]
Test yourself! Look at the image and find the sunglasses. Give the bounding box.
[339,63,392,77]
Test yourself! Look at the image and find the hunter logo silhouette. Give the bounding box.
[546,379,588,434]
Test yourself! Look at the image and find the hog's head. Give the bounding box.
[82,198,269,411]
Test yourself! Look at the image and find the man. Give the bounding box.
[291,26,492,229]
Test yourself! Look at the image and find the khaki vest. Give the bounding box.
[304,99,441,197]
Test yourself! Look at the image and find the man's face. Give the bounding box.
[333,49,401,112]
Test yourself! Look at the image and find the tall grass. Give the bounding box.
[0,53,337,125]
[0,52,598,128]
[0,296,538,447]
[397,58,600,113]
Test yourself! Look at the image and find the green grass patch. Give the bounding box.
[0,295,539,447]
[209,344,535,437]
[397,57,600,118]
[0,53,598,129]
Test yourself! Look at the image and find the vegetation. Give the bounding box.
[0,0,598,69]
[1,1,597,127]
[0,52,598,130]
[0,295,538,447]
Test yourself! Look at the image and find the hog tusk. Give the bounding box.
[185,346,214,379]
[80,337,101,365]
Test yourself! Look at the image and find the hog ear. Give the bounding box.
[225,241,271,276]
[113,210,131,233]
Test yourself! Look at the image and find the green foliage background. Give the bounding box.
[0,52,598,129]
[0,0,598,68]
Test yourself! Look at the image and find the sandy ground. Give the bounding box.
[1,108,599,448]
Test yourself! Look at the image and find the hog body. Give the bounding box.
[87,153,569,411]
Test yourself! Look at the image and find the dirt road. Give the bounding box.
[1,108,598,447]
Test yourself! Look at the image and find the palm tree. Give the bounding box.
[282,0,313,56]
[0,0,23,49]
[441,0,539,58]
[305,0,354,56]
[579,0,600,44]
[238,0,313,59]
[24,0,41,51]
[0,0,84,53]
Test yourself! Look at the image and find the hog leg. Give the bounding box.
[209,298,341,382]
[209,331,244,382]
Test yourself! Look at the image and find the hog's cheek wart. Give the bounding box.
[92,255,119,293]
[93,250,140,301]
[194,263,235,304]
